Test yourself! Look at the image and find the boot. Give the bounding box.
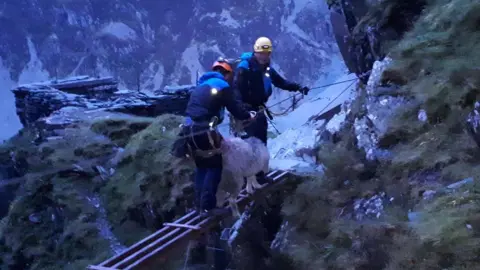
[199,207,231,219]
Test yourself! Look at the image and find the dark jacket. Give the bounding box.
[233,52,300,108]
[185,71,251,124]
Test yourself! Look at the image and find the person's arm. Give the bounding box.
[222,86,251,120]
[269,67,301,91]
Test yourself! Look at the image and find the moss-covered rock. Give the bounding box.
[90,115,155,147]
[281,0,480,269]
[0,113,194,269]
[0,124,117,269]
[102,114,195,245]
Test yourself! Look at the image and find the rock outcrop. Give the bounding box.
[328,0,427,81]
[11,76,191,127]
[276,0,480,269]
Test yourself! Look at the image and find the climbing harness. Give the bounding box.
[187,116,223,159]
[176,77,362,141]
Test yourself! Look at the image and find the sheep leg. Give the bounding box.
[245,176,255,194]
[216,190,229,208]
[250,175,264,189]
[229,197,241,218]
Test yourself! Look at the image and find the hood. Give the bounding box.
[198,71,225,85]
[240,52,253,60]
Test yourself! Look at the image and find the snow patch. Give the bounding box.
[201,10,240,28]
[140,62,165,92]
[99,22,137,40]
[179,44,203,84]
[64,10,93,27]
[268,124,325,173]
[219,9,241,28]
[265,73,357,172]
[312,53,349,90]
[174,42,223,84]
[18,37,50,84]
[96,61,112,78]
[326,110,346,133]
[162,84,195,93]
[269,158,313,171]
[68,56,87,77]
[269,125,318,160]
[280,0,326,47]
[272,73,357,132]
[0,58,22,141]
[152,64,165,90]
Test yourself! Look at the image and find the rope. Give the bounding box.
[267,94,305,117]
[0,76,362,187]
[264,73,369,116]
[310,80,357,115]
[266,77,359,109]
[176,77,360,139]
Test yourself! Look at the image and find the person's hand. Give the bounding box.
[249,111,257,120]
[299,86,310,95]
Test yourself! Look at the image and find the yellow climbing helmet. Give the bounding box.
[253,37,273,53]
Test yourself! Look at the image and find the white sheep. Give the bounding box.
[216,136,270,218]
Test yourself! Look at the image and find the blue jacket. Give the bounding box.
[185,71,251,125]
[234,52,300,108]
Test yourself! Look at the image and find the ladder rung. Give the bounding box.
[87,266,117,270]
[273,171,288,181]
[163,222,201,230]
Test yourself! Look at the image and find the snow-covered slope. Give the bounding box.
[267,73,358,171]
[0,0,346,141]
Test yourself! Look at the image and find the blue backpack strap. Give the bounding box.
[237,59,249,70]
[263,66,273,97]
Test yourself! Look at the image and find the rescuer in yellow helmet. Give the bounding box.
[234,36,309,143]
[232,36,309,184]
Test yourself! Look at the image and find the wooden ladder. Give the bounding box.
[87,170,290,270]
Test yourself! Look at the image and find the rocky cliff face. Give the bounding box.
[0,0,339,89]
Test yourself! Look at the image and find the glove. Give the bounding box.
[299,86,310,95]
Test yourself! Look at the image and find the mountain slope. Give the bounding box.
[0,0,344,140]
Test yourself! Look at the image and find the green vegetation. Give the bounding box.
[282,0,480,269]
[0,113,194,269]
[90,115,154,147]
[102,114,195,245]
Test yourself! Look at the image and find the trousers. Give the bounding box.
[186,124,223,211]
[242,110,268,145]
[194,167,222,211]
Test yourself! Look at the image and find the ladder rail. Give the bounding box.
[88,170,292,270]
[97,210,198,267]
[111,215,203,268]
